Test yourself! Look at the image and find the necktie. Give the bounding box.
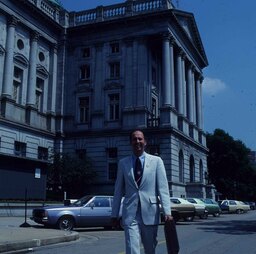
[135,157,143,186]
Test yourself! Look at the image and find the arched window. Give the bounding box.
[179,150,184,183]
[189,155,195,182]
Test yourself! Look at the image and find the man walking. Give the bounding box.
[111,130,172,254]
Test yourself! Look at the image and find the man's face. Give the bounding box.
[131,131,147,156]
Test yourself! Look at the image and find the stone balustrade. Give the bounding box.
[71,0,173,27]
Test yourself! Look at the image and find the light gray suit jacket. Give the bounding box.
[112,152,171,226]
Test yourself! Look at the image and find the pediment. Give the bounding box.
[36,64,49,78]
[13,53,29,68]
[173,10,208,66]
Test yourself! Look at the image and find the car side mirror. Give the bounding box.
[89,202,95,209]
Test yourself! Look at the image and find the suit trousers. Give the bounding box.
[123,205,158,254]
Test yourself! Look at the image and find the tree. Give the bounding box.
[206,129,256,200]
[47,152,97,200]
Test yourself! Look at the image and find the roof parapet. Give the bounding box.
[68,0,174,27]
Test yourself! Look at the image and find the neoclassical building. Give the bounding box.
[0,0,214,199]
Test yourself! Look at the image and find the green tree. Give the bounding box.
[47,152,97,200]
[206,129,256,200]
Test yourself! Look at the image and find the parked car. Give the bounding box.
[218,200,250,214]
[245,201,256,210]
[201,198,221,217]
[185,198,208,219]
[169,197,196,222]
[31,195,122,230]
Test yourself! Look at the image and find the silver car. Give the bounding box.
[31,195,122,230]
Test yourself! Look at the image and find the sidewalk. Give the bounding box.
[0,217,79,253]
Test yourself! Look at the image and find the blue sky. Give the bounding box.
[60,0,256,150]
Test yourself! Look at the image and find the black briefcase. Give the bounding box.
[164,220,180,254]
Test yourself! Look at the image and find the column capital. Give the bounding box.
[123,37,134,47]
[161,32,174,42]
[50,42,58,54]
[177,46,186,59]
[7,15,19,27]
[199,75,204,83]
[30,30,40,42]
[94,42,104,52]
[136,35,148,45]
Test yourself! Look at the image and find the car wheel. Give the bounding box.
[200,213,208,219]
[236,209,243,214]
[57,216,75,230]
[213,212,220,217]
[184,216,194,222]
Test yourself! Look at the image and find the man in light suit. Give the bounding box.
[112,130,173,254]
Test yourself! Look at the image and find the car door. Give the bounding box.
[80,196,112,227]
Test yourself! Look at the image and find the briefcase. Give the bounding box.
[164,220,180,254]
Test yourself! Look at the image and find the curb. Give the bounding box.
[0,231,79,253]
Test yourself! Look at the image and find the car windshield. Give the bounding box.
[71,195,93,207]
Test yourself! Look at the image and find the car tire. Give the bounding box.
[184,216,194,222]
[213,212,220,217]
[57,216,75,230]
[200,213,208,219]
[236,209,243,214]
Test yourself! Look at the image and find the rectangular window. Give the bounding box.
[14,141,26,157]
[82,47,90,58]
[79,97,90,123]
[110,42,119,54]
[36,77,44,112]
[107,148,118,180]
[13,66,23,103]
[38,146,48,160]
[109,94,120,121]
[110,62,120,78]
[80,65,90,80]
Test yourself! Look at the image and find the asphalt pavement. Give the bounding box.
[0,217,79,253]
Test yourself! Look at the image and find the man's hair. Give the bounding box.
[129,129,146,142]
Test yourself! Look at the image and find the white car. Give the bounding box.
[218,200,250,214]
[185,198,208,219]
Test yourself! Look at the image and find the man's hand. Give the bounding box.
[165,214,173,221]
[111,217,119,229]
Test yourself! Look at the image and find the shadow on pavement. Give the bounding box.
[195,217,256,235]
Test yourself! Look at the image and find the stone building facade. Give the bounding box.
[0,0,215,199]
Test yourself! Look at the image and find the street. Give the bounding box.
[32,211,256,254]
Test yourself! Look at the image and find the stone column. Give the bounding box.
[124,38,134,109]
[169,37,175,107]
[175,48,183,115]
[186,63,194,123]
[162,33,171,106]
[136,37,148,107]
[196,75,204,129]
[27,31,40,106]
[191,68,196,125]
[94,42,104,111]
[2,16,18,98]
[50,43,58,112]
[181,53,186,117]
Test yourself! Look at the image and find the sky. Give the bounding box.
[59,0,256,150]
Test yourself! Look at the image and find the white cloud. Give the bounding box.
[202,77,227,96]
